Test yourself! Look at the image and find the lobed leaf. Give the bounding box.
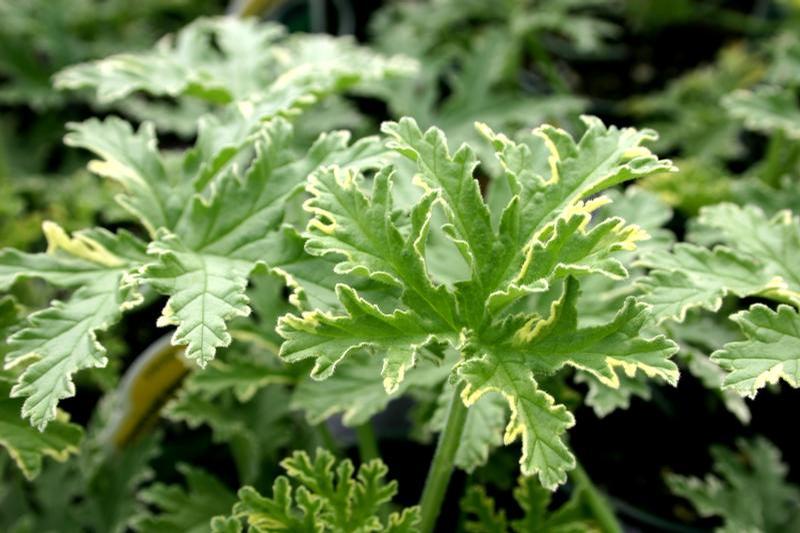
[711,304,800,398]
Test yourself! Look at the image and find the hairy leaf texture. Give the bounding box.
[279,116,678,488]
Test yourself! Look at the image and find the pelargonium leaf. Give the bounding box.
[133,464,237,533]
[458,277,678,488]
[712,304,800,398]
[0,373,82,480]
[1,224,143,429]
[638,244,784,323]
[724,86,800,139]
[221,449,420,532]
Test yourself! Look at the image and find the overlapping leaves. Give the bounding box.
[279,116,679,489]
[639,203,800,397]
[55,16,415,113]
[0,61,396,431]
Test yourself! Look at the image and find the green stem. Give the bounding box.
[355,422,379,463]
[570,461,623,533]
[762,130,786,188]
[418,382,469,533]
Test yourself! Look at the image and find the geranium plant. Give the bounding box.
[2,3,799,533]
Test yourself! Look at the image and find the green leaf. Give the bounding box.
[724,86,800,139]
[134,464,237,533]
[64,117,184,235]
[0,376,82,480]
[55,17,414,109]
[667,438,800,533]
[292,350,450,427]
[1,224,143,429]
[5,274,136,430]
[280,116,677,489]
[459,278,677,488]
[711,304,800,398]
[143,119,389,366]
[303,166,457,327]
[491,211,647,314]
[280,285,448,390]
[692,204,800,294]
[640,204,800,325]
[166,383,293,485]
[382,117,496,292]
[462,475,597,533]
[55,18,284,104]
[224,449,420,532]
[144,234,252,367]
[0,223,147,290]
[638,244,782,323]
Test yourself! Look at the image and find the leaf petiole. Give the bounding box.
[418,380,469,533]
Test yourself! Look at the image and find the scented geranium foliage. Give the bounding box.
[214,449,420,532]
[278,115,681,489]
[639,203,800,398]
[0,115,392,433]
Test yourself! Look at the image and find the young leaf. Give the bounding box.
[462,475,597,533]
[221,449,420,532]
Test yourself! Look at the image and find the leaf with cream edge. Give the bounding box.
[711,305,800,398]
[1,115,389,426]
[0,224,145,430]
[691,204,800,298]
[279,116,678,488]
[458,278,678,488]
[0,364,83,480]
[141,119,391,366]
